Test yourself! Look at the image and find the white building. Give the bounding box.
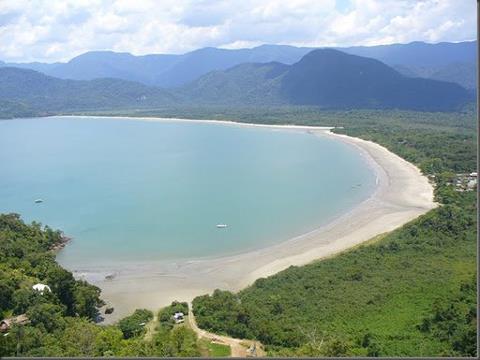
[32,283,51,294]
[173,312,185,324]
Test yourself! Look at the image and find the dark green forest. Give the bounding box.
[0,214,201,357]
[0,107,477,356]
[191,107,478,357]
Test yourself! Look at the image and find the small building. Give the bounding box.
[0,314,30,333]
[467,179,477,189]
[32,283,51,294]
[173,312,185,324]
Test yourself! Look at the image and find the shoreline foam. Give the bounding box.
[53,116,437,323]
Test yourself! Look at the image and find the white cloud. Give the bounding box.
[0,0,475,62]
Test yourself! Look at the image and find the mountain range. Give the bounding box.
[1,41,476,89]
[178,49,471,110]
[0,48,472,116]
[0,67,174,114]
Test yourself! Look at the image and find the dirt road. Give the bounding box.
[188,304,265,357]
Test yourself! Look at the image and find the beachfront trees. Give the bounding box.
[192,190,477,356]
[45,265,76,316]
[0,107,476,357]
[193,289,253,339]
[191,109,477,357]
[0,214,203,357]
[118,309,153,339]
[73,281,102,320]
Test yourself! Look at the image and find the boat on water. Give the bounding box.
[34,199,43,204]
[216,224,228,228]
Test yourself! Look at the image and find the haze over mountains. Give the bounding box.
[0,41,475,118]
[0,67,174,112]
[179,49,471,111]
[1,41,476,89]
[0,45,472,117]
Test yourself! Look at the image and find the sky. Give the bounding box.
[0,0,476,63]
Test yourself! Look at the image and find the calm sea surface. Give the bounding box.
[0,116,376,269]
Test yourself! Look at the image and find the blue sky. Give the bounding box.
[0,0,476,63]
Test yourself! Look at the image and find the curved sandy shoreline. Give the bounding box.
[56,116,437,323]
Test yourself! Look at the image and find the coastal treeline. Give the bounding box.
[0,214,200,357]
[0,107,477,357]
[192,108,477,357]
[193,194,476,356]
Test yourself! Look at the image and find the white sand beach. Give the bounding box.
[61,117,437,323]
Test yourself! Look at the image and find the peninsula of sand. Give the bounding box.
[66,117,437,322]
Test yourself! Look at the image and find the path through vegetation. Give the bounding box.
[188,303,265,357]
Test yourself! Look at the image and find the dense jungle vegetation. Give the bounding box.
[0,214,200,357]
[190,106,477,357]
[1,106,477,356]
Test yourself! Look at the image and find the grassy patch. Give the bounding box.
[208,342,232,357]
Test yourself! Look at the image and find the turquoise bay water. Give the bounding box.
[0,117,376,269]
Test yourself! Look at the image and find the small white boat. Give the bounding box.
[34,199,43,204]
[216,224,228,228]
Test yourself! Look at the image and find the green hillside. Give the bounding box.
[429,62,477,90]
[191,109,477,357]
[177,62,288,105]
[0,214,202,357]
[0,49,473,118]
[179,50,472,111]
[0,107,477,356]
[395,62,476,90]
[0,67,177,113]
[281,49,471,110]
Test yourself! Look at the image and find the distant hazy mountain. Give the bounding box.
[0,49,472,116]
[153,45,312,87]
[340,41,477,90]
[2,45,313,88]
[394,62,476,90]
[428,62,476,90]
[340,41,476,68]
[3,61,62,74]
[2,41,474,89]
[48,51,180,85]
[180,49,472,111]
[281,49,471,110]
[0,67,176,112]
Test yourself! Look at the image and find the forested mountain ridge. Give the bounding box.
[176,62,289,105]
[1,45,313,88]
[180,49,472,110]
[0,48,473,116]
[0,67,177,112]
[280,49,472,110]
[342,40,475,67]
[1,41,475,89]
